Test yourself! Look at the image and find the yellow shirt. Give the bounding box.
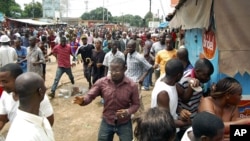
[155,49,177,76]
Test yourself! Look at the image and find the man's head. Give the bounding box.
[122,32,127,39]
[14,38,22,48]
[72,34,77,42]
[126,40,136,54]
[177,48,190,67]
[111,40,120,53]
[165,34,174,50]
[165,59,184,83]
[81,35,87,45]
[29,36,36,47]
[192,112,224,141]
[159,32,166,45]
[15,72,46,109]
[194,58,214,83]
[146,33,151,40]
[107,40,112,49]
[106,33,112,40]
[94,38,102,49]
[24,30,30,38]
[109,58,126,83]
[131,33,137,40]
[60,37,67,47]
[0,63,23,93]
[134,107,176,141]
[41,35,47,42]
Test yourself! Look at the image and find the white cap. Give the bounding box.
[14,33,21,38]
[0,35,10,42]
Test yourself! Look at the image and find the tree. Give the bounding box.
[81,7,112,21]
[0,0,22,17]
[143,11,153,27]
[80,7,143,27]
[133,15,143,27]
[111,14,143,27]
[22,2,43,18]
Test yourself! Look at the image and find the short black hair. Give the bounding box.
[177,48,189,61]
[60,37,66,42]
[15,72,44,106]
[112,40,121,48]
[193,111,224,138]
[0,63,23,79]
[165,59,184,78]
[41,36,47,42]
[134,107,176,141]
[146,33,151,39]
[194,58,214,75]
[166,34,172,40]
[110,58,126,68]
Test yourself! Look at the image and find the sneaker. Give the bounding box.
[141,87,149,91]
[48,92,55,98]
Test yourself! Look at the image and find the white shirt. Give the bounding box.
[0,45,18,67]
[151,80,178,120]
[0,91,53,123]
[103,51,125,76]
[181,127,193,141]
[5,109,55,141]
[151,79,179,132]
[54,36,61,44]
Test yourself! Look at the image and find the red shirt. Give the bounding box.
[0,86,3,98]
[83,76,140,125]
[52,44,73,68]
[48,35,56,49]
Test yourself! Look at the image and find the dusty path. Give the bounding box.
[1,57,153,141]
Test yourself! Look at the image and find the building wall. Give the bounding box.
[42,0,60,18]
[185,28,250,96]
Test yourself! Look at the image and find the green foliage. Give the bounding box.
[81,7,112,21]
[120,14,143,27]
[80,7,144,27]
[0,0,22,17]
[144,11,153,24]
[22,2,43,18]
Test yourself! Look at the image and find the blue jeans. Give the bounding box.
[98,119,133,141]
[143,69,153,89]
[51,67,74,93]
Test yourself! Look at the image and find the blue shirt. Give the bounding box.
[21,37,29,47]
[15,46,27,72]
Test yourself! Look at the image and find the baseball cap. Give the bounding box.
[0,35,10,43]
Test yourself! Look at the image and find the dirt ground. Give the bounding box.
[1,57,153,141]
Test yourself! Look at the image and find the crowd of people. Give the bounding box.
[0,25,249,141]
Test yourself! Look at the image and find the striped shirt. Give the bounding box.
[125,52,152,82]
[52,44,73,68]
[178,69,203,120]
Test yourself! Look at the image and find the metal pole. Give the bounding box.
[106,0,108,22]
[32,0,35,18]
[107,9,108,22]
[102,0,104,24]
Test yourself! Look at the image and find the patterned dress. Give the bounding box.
[27,46,45,77]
